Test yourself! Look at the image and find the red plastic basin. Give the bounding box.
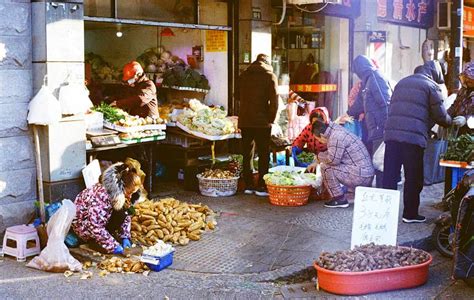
[314,250,433,296]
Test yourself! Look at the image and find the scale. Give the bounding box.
[87,129,121,147]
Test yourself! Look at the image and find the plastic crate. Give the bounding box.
[451,167,469,189]
[140,251,174,272]
[162,132,206,148]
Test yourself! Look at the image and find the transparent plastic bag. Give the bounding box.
[27,200,82,273]
[27,85,61,125]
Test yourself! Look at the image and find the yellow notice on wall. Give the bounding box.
[205,30,227,52]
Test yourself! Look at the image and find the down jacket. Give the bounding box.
[384,63,452,148]
[115,74,159,118]
[238,61,279,128]
[72,163,132,253]
[348,55,391,142]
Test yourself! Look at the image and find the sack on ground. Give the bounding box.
[27,200,82,273]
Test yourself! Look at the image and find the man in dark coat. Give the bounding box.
[238,54,279,196]
[348,55,392,187]
[383,61,465,223]
[112,61,159,118]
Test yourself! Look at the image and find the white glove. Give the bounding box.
[453,116,467,127]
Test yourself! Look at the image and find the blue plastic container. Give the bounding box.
[451,167,469,189]
[141,251,174,272]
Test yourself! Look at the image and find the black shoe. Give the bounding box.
[324,198,349,208]
[255,187,269,197]
[402,215,426,223]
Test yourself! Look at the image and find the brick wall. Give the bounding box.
[0,0,36,236]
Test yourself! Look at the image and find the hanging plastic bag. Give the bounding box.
[27,199,82,273]
[27,84,61,125]
[372,142,386,172]
[58,83,93,115]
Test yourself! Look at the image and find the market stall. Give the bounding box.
[82,0,235,193]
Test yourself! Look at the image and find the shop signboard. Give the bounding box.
[376,0,435,29]
[205,30,227,52]
[464,7,474,38]
[351,187,400,249]
[315,0,361,19]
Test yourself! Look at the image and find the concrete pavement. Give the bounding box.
[1,182,474,299]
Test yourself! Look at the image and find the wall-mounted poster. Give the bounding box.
[205,31,227,52]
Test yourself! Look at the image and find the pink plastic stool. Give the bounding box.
[2,225,41,262]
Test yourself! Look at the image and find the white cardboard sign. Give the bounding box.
[351,186,400,249]
[82,159,101,189]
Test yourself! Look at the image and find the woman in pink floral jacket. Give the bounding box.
[72,162,142,254]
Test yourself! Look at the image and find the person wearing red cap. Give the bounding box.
[111,61,159,118]
[307,110,374,208]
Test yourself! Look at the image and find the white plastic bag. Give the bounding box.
[27,85,61,125]
[58,83,93,115]
[372,142,385,172]
[27,200,82,273]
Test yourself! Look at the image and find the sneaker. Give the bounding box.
[402,215,426,223]
[324,198,349,208]
[255,188,269,197]
[244,189,256,195]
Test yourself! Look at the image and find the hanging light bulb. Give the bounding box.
[116,23,123,38]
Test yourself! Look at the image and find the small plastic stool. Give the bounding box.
[2,225,41,262]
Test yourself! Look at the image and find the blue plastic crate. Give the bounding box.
[141,251,174,272]
[451,167,469,189]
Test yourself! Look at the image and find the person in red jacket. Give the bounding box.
[111,61,159,118]
[292,107,329,167]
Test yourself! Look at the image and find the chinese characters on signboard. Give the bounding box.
[377,0,434,29]
[464,7,474,37]
[351,187,400,249]
[205,31,227,52]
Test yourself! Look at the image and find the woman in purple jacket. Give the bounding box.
[72,162,143,254]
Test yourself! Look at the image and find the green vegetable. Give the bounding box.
[297,151,315,164]
[441,134,474,162]
[263,171,319,187]
[93,102,127,123]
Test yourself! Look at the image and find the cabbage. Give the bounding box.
[264,171,321,188]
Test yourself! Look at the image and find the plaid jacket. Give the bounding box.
[317,122,374,177]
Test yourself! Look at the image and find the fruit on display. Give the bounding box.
[263,171,320,187]
[94,102,164,126]
[297,151,315,164]
[158,102,189,123]
[316,243,431,272]
[85,53,121,82]
[131,198,216,247]
[228,155,243,177]
[118,130,164,140]
[200,169,237,179]
[177,99,235,136]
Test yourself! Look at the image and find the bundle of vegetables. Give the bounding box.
[177,99,235,136]
[297,151,315,164]
[85,52,121,81]
[442,134,474,162]
[263,171,320,188]
[131,198,216,247]
[162,65,210,90]
[316,243,430,272]
[93,102,164,126]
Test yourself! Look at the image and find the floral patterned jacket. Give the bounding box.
[72,183,131,253]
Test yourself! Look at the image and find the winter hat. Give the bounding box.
[101,162,134,211]
[462,62,474,79]
[311,108,330,137]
